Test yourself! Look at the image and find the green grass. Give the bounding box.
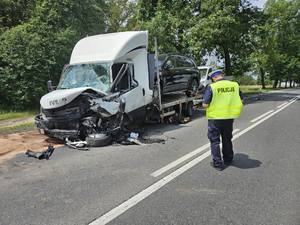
[0,110,37,121]
[0,122,35,134]
[240,85,273,95]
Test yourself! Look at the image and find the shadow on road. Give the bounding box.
[243,89,299,106]
[135,108,206,136]
[231,153,262,169]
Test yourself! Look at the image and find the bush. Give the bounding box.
[0,23,78,109]
[0,0,106,110]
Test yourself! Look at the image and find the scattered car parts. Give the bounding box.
[25,146,55,160]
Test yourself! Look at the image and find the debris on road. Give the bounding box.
[65,138,89,151]
[127,132,145,145]
[139,136,166,144]
[25,145,55,160]
[0,131,63,163]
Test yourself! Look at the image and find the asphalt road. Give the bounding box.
[0,88,299,225]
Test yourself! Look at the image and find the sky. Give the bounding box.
[249,0,267,8]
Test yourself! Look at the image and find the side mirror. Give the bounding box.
[47,80,55,92]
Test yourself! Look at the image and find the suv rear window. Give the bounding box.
[176,56,195,68]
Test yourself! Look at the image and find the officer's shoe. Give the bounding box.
[210,162,225,171]
[224,160,233,166]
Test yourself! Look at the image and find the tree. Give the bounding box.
[189,0,258,76]
[104,0,137,32]
[136,0,159,21]
[32,0,106,36]
[0,0,35,34]
[136,0,201,57]
[251,0,300,88]
[0,0,107,109]
[249,9,269,89]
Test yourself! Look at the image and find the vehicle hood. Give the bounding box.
[40,87,106,109]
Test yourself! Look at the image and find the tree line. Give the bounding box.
[0,0,299,109]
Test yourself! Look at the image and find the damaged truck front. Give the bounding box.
[36,31,154,145]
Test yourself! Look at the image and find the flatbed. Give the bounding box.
[160,93,203,120]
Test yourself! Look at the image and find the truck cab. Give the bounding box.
[36,31,153,140]
[35,31,202,145]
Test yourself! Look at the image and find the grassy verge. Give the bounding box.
[0,122,35,134]
[0,110,37,121]
[240,85,273,96]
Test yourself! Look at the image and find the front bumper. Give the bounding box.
[35,114,79,139]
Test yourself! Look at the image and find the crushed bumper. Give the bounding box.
[35,114,79,139]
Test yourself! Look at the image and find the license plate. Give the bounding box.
[39,129,45,135]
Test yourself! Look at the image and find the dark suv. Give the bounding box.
[158,54,199,96]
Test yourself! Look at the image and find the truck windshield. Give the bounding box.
[57,63,111,92]
[199,69,208,79]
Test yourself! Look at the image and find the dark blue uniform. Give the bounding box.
[203,80,243,166]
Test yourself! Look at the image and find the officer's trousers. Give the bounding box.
[207,119,234,165]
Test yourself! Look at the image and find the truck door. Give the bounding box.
[111,63,145,120]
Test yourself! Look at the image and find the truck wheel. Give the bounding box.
[184,101,194,117]
[187,79,198,97]
[86,133,112,147]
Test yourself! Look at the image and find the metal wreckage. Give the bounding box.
[35,89,128,147]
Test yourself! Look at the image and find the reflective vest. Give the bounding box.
[206,80,243,119]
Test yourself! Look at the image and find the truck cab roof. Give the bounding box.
[70,31,148,64]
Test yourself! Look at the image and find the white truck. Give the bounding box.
[35,31,202,146]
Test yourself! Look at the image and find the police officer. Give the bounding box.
[202,70,243,171]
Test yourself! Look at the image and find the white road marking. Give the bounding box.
[250,110,274,123]
[289,97,298,102]
[89,151,211,225]
[151,143,210,177]
[151,129,239,177]
[277,102,289,108]
[232,97,298,141]
[232,129,240,134]
[152,97,298,178]
[89,97,298,225]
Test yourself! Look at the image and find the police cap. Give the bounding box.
[209,70,223,78]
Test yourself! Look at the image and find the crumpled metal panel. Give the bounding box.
[90,98,120,117]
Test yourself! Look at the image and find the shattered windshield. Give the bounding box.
[57,63,111,92]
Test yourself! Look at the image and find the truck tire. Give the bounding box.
[184,101,194,117]
[186,79,198,97]
[86,133,112,147]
